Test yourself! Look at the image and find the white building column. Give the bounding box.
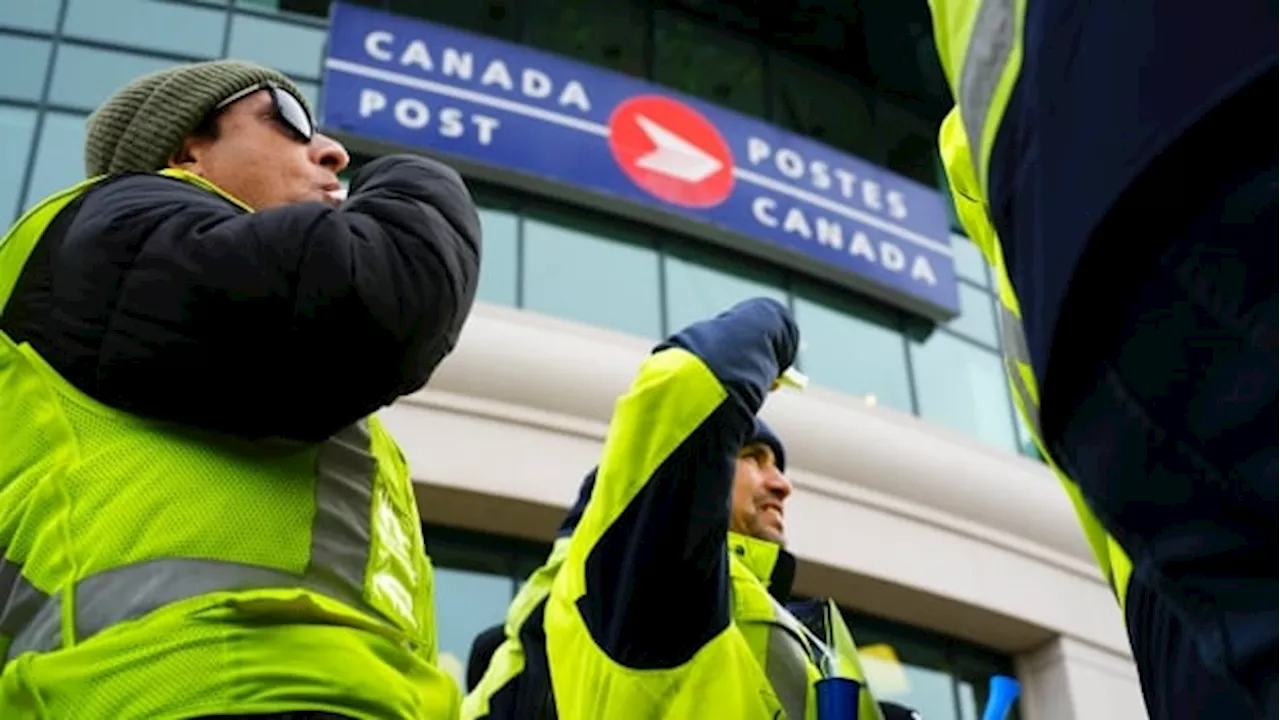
[1016,636,1148,720]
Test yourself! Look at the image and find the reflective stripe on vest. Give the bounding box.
[763,613,813,720]
[956,0,1018,191]
[757,597,885,720]
[996,240,1133,610]
[1,172,430,665]
[945,0,1136,610]
[997,298,1042,438]
[0,420,402,664]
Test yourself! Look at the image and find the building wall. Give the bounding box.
[0,1,1148,717]
[398,302,1147,720]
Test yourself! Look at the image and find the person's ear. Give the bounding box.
[167,132,214,172]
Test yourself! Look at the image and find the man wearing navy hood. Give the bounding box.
[465,299,921,720]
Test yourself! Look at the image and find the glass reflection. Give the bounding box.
[909,330,1018,452]
[663,246,786,335]
[521,214,661,339]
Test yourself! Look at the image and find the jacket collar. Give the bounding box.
[728,531,796,603]
[158,168,254,212]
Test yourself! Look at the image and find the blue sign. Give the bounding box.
[321,2,960,317]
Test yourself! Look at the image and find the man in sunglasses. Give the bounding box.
[0,60,480,719]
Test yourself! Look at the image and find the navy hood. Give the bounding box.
[556,468,597,537]
[750,419,787,472]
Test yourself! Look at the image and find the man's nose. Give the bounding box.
[310,132,350,173]
[767,468,793,500]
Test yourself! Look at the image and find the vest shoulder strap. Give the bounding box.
[0,176,105,313]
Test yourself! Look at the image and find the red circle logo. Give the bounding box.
[607,95,735,209]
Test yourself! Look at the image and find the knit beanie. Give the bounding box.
[84,59,309,177]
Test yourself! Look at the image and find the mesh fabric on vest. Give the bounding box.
[0,349,64,579]
[56,387,317,577]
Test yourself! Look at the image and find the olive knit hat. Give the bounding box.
[84,59,309,177]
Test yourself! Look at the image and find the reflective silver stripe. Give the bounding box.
[3,420,382,662]
[308,421,377,596]
[957,0,1035,433]
[765,623,812,720]
[6,559,366,661]
[998,304,1043,434]
[957,0,1017,176]
[758,594,834,720]
[0,555,56,658]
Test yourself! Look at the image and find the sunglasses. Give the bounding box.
[212,81,315,143]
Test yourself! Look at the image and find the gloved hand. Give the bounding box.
[655,297,800,417]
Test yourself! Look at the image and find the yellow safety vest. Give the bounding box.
[728,532,885,720]
[928,0,1134,609]
[0,172,461,719]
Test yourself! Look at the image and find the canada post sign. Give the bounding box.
[322,2,960,317]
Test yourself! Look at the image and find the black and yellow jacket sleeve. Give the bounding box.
[544,297,800,719]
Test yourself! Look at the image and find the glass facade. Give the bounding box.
[0,1,1026,459]
[462,185,1026,456]
[426,525,1022,720]
[2,3,1030,712]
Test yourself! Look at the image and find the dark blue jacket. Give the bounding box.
[988,0,1276,387]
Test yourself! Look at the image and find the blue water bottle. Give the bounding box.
[980,675,1021,720]
[815,676,860,720]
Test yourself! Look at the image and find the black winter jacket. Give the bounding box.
[0,154,481,441]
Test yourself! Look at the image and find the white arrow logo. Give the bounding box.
[633,114,724,183]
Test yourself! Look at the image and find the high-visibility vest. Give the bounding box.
[728,532,887,720]
[929,0,1134,609]
[0,171,461,719]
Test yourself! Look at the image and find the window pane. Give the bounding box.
[951,234,989,287]
[875,96,939,186]
[769,3,857,71]
[945,284,998,348]
[953,653,1022,720]
[64,0,226,58]
[235,0,359,17]
[389,0,519,41]
[793,285,913,412]
[523,0,648,78]
[521,214,661,339]
[0,107,37,227]
[50,45,179,113]
[0,35,51,102]
[850,625,961,720]
[227,13,326,79]
[771,54,880,165]
[427,540,512,691]
[476,207,518,306]
[962,676,1029,717]
[0,1,59,32]
[513,549,551,588]
[910,331,1017,452]
[858,0,950,112]
[663,246,786,335]
[653,10,765,118]
[25,113,87,212]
